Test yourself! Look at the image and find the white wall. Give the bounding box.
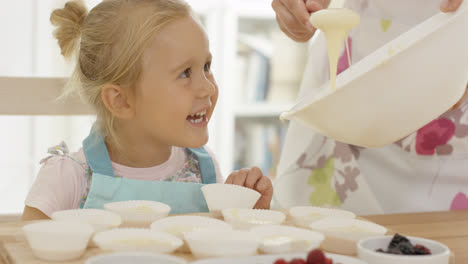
[0,1,96,214]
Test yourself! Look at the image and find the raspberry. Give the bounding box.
[307,249,326,264]
[414,244,431,255]
[290,258,306,264]
[274,259,288,264]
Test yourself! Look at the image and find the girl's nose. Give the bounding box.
[196,70,216,97]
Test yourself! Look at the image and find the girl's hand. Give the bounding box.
[440,0,463,12]
[272,0,331,42]
[225,167,273,209]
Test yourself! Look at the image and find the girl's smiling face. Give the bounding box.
[133,15,218,149]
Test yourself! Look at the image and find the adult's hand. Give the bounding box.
[272,0,331,42]
[440,0,463,12]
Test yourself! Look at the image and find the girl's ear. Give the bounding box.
[101,84,135,119]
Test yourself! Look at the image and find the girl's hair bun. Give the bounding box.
[50,0,88,58]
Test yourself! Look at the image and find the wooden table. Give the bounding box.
[0,210,466,263]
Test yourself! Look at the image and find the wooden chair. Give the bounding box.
[0,76,91,115]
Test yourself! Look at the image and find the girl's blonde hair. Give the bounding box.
[50,0,192,146]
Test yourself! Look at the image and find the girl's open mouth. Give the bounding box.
[187,109,208,125]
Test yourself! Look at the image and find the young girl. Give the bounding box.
[271,0,467,214]
[23,0,273,220]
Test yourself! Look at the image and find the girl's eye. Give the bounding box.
[179,68,191,78]
[204,62,211,72]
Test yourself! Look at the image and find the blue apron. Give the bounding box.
[81,126,216,214]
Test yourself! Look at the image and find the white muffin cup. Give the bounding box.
[150,215,232,253]
[309,217,388,255]
[250,225,325,254]
[93,228,183,254]
[51,209,122,233]
[85,252,188,264]
[222,208,286,230]
[104,200,171,227]
[289,206,356,228]
[184,229,261,258]
[23,220,94,261]
[201,184,261,212]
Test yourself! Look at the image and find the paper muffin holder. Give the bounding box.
[93,228,183,254]
[150,215,232,253]
[104,200,171,227]
[309,217,388,255]
[289,206,356,228]
[250,225,325,254]
[51,208,122,233]
[85,252,188,264]
[23,220,94,261]
[201,184,261,212]
[184,229,261,258]
[222,208,286,230]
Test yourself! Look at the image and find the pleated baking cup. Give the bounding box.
[250,225,324,254]
[222,208,286,230]
[151,215,232,253]
[93,228,183,254]
[51,209,122,233]
[289,206,356,228]
[104,200,171,227]
[23,220,94,261]
[85,252,188,264]
[201,184,261,212]
[309,217,388,255]
[184,229,261,259]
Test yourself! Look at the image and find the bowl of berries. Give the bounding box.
[357,233,450,264]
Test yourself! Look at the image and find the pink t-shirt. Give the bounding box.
[25,146,223,217]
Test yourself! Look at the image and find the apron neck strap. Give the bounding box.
[83,124,115,177]
[188,147,217,184]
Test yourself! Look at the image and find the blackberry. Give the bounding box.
[398,241,415,255]
[375,234,432,256]
[388,233,410,250]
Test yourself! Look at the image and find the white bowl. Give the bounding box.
[201,184,261,212]
[184,229,261,258]
[309,217,387,255]
[23,220,94,261]
[150,215,232,253]
[281,1,468,147]
[358,235,450,264]
[51,209,122,233]
[222,208,286,230]
[190,252,367,264]
[289,206,356,228]
[93,228,183,253]
[250,225,325,254]
[104,200,171,227]
[85,252,187,264]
